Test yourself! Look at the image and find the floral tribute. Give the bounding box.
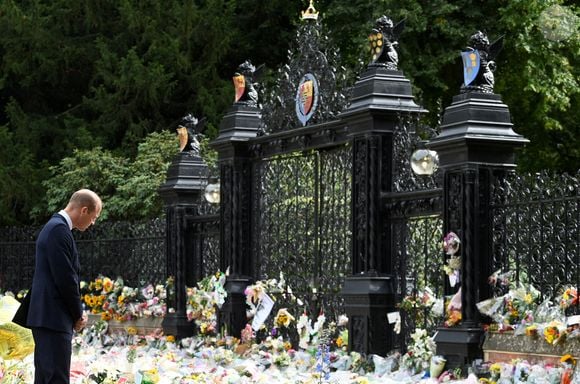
[2,274,580,383]
[442,231,461,286]
[81,276,167,321]
[185,271,227,335]
[400,328,436,374]
[478,275,580,346]
[441,231,463,327]
[242,273,348,354]
[398,287,442,331]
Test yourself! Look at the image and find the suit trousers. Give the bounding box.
[32,327,73,384]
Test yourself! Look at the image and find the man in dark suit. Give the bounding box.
[27,189,102,383]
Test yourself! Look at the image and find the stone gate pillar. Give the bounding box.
[340,60,426,354]
[159,144,209,339]
[212,66,262,336]
[429,35,528,368]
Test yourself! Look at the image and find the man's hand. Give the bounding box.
[74,312,88,332]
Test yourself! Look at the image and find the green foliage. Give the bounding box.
[0,0,577,224]
[0,0,239,223]
[495,0,579,171]
[324,0,578,171]
[34,130,178,222]
[106,131,178,220]
[0,125,43,225]
[34,147,129,221]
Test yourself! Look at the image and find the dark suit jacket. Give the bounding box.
[26,213,83,334]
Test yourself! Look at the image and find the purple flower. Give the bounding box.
[443,232,461,255]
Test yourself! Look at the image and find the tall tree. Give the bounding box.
[0,0,577,225]
[0,0,238,224]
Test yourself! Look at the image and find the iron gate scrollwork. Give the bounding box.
[490,170,579,303]
[253,144,352,320]
[388,114,444,352]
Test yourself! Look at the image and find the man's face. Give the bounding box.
[78,203,101,231]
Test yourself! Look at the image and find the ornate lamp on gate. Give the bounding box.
[204,180,220,204]
[411,149,439,176]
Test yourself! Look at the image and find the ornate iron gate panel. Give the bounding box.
[389,195,444,351]
[253,144,352,319]
[387,115,444,351]
[490,171,579,301]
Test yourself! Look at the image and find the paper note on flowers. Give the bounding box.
[251,292,274,331]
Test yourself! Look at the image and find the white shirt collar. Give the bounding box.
[58,210,73,230]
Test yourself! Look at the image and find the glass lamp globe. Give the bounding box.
[410,149,439,176]
[204,182,221,204]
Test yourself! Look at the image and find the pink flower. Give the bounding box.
[443,232,461,255]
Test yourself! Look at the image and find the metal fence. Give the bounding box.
[0,218,166,292]
[490,170,579,304]
[0,226,37,292]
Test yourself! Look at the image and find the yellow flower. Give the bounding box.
[143,368,159,383]
[336,336,344,348]
[166,335,176,343]
[95,278,103,291]
[524,293,533,304]
[102,277,113,293]
[101,312,112,321]
[525,325,538,337]
[117,295,125,304]
[543,325,560,345]
[561,354,576,366]
[490,363,502,374]
[127,326,138,335]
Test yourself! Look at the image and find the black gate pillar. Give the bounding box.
[340,62,426,355]
[159,147,209,339]
[429,90,528,369]
[212,98,261,337]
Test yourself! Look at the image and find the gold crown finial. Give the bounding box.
[301,0,319,20]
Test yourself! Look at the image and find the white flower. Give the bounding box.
[311,313,326,335]
[296,313,312,349]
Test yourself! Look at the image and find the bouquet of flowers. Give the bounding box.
[398,287,441,329]
[81,275,168,321]
[400,328,436,374]
[244,272,301,319]
[185,271,227,335]
[442,232,461,288]
[560,286,578,314]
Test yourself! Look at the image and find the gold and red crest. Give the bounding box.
[369,31,384,63]
[233,74,245,102]
[299,80,314,115]
[295,73,319,126]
